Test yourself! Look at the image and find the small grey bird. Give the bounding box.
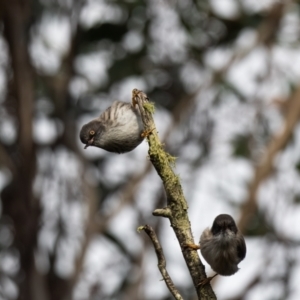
[79,100,144,153]
[186,214,246,284]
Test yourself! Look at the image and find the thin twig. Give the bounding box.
[139,225,184,300]
[133,89,216,300]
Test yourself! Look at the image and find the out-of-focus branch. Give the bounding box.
[0,144,16,175]
[139,225,184,300]
[160,2,288,162]
[223,275,261,300]
[213,2,286,81]
[2,1,34,160]
[0,1,40,300]
[239,85,300,232]
[70,177,98,287]
[133,89,216,300]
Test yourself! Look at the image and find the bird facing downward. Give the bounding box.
[200,214,246,277]
[185,214,246,285]
[79,101,144,153]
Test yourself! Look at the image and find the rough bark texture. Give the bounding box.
[133,89,216,300]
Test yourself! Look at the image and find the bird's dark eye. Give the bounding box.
[89,130,95,136]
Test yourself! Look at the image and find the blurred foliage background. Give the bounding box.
[0,0,300,299]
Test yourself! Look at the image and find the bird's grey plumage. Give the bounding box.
[200,214,246,276]
[80,101,144,153]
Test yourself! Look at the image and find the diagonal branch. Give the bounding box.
[133,89,216,300]
[238,84,300,232]
[139,225,184,300]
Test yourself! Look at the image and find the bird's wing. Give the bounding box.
[98,101,129,126]
[236,233,247,261]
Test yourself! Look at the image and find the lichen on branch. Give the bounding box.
[133,89,216,300]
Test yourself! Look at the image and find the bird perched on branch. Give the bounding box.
[79,100,144,153]
[186,214,246,285]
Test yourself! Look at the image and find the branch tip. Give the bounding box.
[137,225,145,233]
[153,208,172,218]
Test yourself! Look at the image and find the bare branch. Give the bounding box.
[133,89,216,300]
[139,225,184,300]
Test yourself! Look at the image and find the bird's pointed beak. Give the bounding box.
[84,137,94,149]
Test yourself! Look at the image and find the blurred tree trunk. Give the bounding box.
[0,0,40,299]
